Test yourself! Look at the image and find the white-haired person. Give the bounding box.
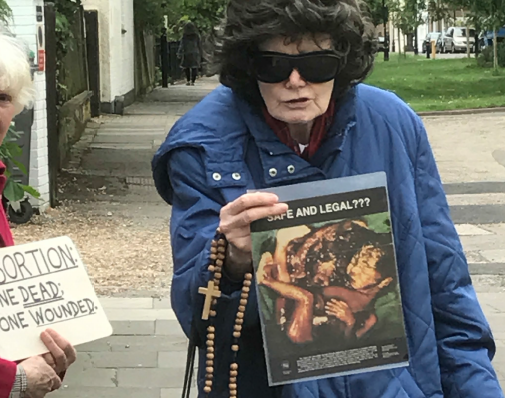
[0,30,76,398]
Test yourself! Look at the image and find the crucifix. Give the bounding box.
[199,280,222,320]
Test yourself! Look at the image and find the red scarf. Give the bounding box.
[263,100,336,160]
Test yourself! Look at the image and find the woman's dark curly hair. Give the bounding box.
[212,0,376,107]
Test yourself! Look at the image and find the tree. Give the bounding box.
[445,0,505,68]
[134,0,227,38]
[0,0,12,24]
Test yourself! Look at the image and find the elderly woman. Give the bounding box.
[0,31,76,398]
[152,0,503,397]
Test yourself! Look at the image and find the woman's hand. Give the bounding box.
[20,356,61,398]
[219,192,288,253]
[219,192,288,280]
[40,329,77,375]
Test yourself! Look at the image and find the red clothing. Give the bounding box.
[0,160,16,398]
[0,359,17,398]
[263,100,336,160]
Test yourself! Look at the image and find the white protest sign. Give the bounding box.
[0,236,112,361]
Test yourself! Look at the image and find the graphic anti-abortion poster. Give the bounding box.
[250,174,409,386]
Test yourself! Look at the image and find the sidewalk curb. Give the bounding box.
[418,107,505,117]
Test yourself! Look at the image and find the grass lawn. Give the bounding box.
[365,54,505,112]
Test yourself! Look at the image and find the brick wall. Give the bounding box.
[7,0,50,210]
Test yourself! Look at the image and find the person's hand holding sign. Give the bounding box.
[40,329,77,374]
[19,356,61,398]
[17,329,76,398]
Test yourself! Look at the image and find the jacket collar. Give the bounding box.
[234,86,357,184]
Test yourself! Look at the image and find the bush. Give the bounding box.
[477,41,505,68]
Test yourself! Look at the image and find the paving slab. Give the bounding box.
[53,387,160,398]
[117,368,189,388]
[112,320,156,335]
[104,308,177,321]
[88,351,158,368]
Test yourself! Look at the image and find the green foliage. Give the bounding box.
[364,0,389,26]
[134,0,166,34]
[367,54,505,111]
[134,0,227,39]
[0,125,40,202]
[52,0,81,105]
[0,0,12,24]
[477,41,505,68]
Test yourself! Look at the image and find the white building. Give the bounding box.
[6,0,50,209]
[82,0,135,113]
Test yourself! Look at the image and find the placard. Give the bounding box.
[0,236,112,361]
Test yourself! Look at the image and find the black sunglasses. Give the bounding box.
[253,50,340,84]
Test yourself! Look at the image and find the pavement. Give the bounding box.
[54,75,505,397]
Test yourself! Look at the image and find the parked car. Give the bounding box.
[442,27,476,53]
[376,36,386,52]
[422,32,442,53]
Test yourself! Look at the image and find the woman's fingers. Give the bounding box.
[47,329,77,366]
[40,329,76,372]
[221,203,288,232]
[222,192,281,217]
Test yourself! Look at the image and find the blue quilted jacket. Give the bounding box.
[152,84,503,398]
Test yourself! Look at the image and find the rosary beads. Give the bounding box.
[198,229,253,397]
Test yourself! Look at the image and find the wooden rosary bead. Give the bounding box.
[236,318,244,325]
[204,386,212,393]
[236,312,244,319]
[210,254,217,261]
[206,360,213,366]
[242,286,250,293]
[216,259,224,267]
[205,380,213,387]
[244,273,253,280]
[234,325,242,331]
[211,247,218,254]
[218,239,226,246]
[206,367,214,374]
[232,345,239,352]
[241,292,249,299]
[208,326,215,332]
[210,310,217,317]
[230,377,237,383]
[230,363,239,370]
[240,299,247,306]
[229,383,237,390]
[207,333,215,340]
[233,331,241,338]
[244,280,252,287]
[217,246,226,253]
[238,305,246,312]
[230,390,237,397]
[208,265,215,273]
[217,253,226,260]
[207,353,214,360]
[215,272,222,280]
[214,280,220,287]
[208,347,214,353]
[212,299,218,306]
[230,370,238,377]
[206,373,213,379]
[211,240,218,247]
[207,340,214,347]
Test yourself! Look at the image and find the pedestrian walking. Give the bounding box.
[178,22,202,86]
[0,29,76,398]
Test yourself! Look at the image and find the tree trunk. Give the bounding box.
[494,29,498,70]
[398,28,402,54]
